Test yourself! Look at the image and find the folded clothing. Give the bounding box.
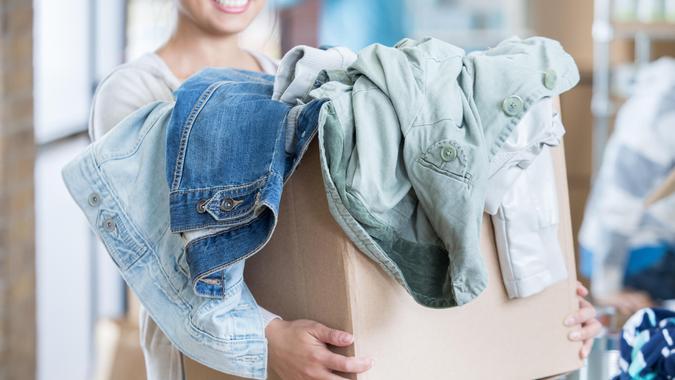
[486,98,568,299]
[165,68,326,298]
[615,308,675,380]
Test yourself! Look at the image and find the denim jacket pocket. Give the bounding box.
[417,139,473,185]
[96,209,147,270]
[169,177,268,232]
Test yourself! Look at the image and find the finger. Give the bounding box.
[580,337,594,359]
[564,298,596,326]
[568,319,602,342]
[578,298,597,321]
[576,282,589,297]
[311,324,354,347]
[321,352,373,373]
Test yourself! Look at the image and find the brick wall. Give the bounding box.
[0,0,36,379]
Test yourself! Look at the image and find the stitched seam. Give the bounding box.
[98,103,173,163]
[169,175,268,195]
[92,157,191,309]
[171,81,225,190]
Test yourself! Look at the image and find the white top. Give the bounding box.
[90,50,278,140]
[89,50,281,326]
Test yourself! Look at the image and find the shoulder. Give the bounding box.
[94,53,178,106]
[247,50,279,75]
[90,54,178,140]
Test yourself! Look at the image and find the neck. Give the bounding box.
[158,14,251,80]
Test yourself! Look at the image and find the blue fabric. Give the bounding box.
[270,0,408,50]
[318,0,408,51]
[165,68,325,298]
[623,247,675,301]
[615,308,675,380]
[580,245,594,278]
[625,244,670,276]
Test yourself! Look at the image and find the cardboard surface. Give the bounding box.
[186,137,583,379]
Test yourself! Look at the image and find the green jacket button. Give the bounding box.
[544,69,558,90]
[440,145,457,162]
[502,95,524,117]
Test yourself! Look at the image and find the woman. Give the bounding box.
[90,0,600,379]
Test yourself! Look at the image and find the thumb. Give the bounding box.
[311,323,354,347]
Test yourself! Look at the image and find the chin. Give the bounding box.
[206,0,262,34]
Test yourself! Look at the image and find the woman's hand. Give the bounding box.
[564,282,602,359]
[266,319,374,380]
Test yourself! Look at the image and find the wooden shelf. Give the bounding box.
[613,21,675,39]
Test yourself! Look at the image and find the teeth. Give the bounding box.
[216,0,248,7]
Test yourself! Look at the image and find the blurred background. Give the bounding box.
[1,0,674,379]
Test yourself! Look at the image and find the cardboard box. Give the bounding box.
[185,136,583,379]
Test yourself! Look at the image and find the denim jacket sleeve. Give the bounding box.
[63,101,269,379]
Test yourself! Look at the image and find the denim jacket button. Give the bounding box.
[440,145,457,162]
[544,69,558,90]
[196,199,208,214]
[88,193,101,207]
[220,198,235,212]
[103,218,116,232]
[502,95,524,117]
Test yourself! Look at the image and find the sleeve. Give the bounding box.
[463,37,579,155]
[486,99,568,298]
[259,306,281,327]
[490,147,567,298]
[89,68,172,141]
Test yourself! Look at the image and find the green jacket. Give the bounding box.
[310,37,579,308]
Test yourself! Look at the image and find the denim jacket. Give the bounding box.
[309,37,580,308]
[62,69,324,379]
[165,68,325,298]
[63,101,269,378]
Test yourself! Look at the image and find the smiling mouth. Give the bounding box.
[212,0,250,14]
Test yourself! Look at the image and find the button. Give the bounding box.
[220,198,236,212]
[440,145,457,162]
[502,95,524,117]
[103,218,116,232]
[196,199,207,214]
[88,193,100,207]
[544,69,557,90]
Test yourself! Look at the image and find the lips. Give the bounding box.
[213,0,250,14]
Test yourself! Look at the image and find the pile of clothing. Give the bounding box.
[63,37,579,378]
